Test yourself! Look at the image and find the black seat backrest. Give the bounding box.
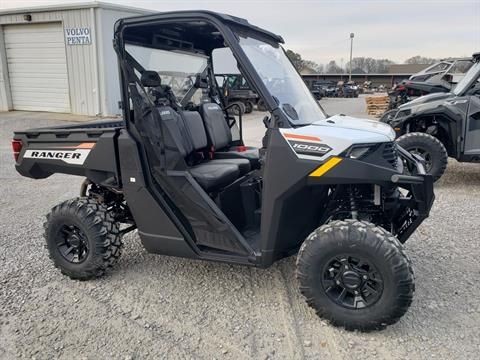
[199,103,232,150]
[157,106,193,157]
[181,111,208,152]
[158,106,211,162]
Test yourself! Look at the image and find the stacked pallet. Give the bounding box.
[365,96,389,117]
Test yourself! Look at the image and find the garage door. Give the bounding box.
[4,22,70,112]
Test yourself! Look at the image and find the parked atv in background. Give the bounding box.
[311,80,338,97]
[216,73,265,114]
[337,81,359,98]
[387,58,473,110]
[310,82,325,100]
[382,52,480,181]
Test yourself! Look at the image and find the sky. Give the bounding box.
[1,0,479,67]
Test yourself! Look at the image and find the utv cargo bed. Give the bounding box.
[13,119,124,184]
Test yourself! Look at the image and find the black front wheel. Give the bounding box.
[296,220,414,331]
[396,132,448,181]
[44,197,123,280]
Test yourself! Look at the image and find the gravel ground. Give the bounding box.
[1,98,480,359]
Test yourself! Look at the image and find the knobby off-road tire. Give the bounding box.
[396,132,448,181]
[296,220,414,331]
[227,101,246,116]
[44,197,123,280]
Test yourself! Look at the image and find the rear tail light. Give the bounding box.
[11,139,23,162]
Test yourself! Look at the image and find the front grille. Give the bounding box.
[383,142,398,169]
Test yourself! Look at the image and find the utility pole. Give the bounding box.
[349,32,354,81]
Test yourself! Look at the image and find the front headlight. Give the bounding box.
[345,144,378,159]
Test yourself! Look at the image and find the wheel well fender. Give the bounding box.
[404,114,455,156]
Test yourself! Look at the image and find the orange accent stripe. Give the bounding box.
[62,143,96,149]
[284,133,322,142]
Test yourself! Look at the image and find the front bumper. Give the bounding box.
[391,146,435,242]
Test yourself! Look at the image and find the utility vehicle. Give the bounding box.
[309,81,325,100]
[382,52,480,181]
[12,11,434,331]
[339,81,359,98]
[312,81,338,97]
[215,73,261,114]
[387,58,472,110]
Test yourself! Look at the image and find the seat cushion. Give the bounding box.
[214,146,260,168]
[210,158,251,175]
[189,163,239,192]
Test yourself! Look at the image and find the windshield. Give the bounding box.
[238,36,326,124]
[453,61,480,95]
[125,44,207,100]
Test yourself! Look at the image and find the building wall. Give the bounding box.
[95,8,142,116]
[0,6,146,116]
[302,74,413,89]
[0,9,99,114]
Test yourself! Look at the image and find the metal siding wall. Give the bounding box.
[97,8,146,116]
[0,28,12,110]
[0,9,97,115]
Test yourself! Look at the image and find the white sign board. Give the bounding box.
[65,27,91,45]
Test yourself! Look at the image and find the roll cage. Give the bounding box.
[113,10,289,129]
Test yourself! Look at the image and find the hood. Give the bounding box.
[399,92,453,109]
[312,115,396,141]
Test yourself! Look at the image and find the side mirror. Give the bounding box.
[140,71,161,87]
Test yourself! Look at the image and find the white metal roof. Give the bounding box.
[0,1,153,16]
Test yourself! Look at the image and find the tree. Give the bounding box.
[285,49,304,70]
[345,57,395,74]
[404,56,438,64]
[326,60,343,74]
[315,63,324,74]
[303,60,323,73]
[285,49,322,73]
[375,59,395,73]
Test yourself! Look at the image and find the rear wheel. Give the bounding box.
[227,101,245,116]
[296,220,414,331]
[44,197,123,280]
[396,132,448,181]
[244,101,254,113]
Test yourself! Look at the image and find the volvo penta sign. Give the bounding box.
[65,27,91,45]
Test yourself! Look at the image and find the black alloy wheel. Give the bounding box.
[56,224,89,264]
[321,254,384,309]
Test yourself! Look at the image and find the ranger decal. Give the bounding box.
[23,148,92,165]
